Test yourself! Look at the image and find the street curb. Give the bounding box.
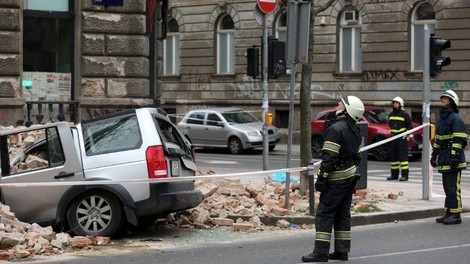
[227,208,470,228]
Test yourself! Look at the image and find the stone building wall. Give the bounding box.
[162,0,470,131]
[0,0,165,125]
[0,0,24,124]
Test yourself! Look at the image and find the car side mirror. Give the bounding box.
[216,121,225,127]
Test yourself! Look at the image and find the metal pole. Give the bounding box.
[422,26,431,200]
[262,14,269,171]
[284,1,299,209]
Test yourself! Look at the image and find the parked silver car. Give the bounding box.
[0,108,202,237]
[177,108,280,154]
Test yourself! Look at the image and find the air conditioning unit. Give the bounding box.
[344,11,358,24]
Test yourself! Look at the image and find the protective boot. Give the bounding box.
[387,171,399,180]
[399,168,409,181]
[443,213,461,225]
[436,209,450,223]
[302,252,328,262]
[329,252,348,261]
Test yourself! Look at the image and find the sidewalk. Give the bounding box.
[265,144,470,227]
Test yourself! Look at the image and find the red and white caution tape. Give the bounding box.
[0,123,429,188]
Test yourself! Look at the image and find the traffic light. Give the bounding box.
[268,36,286,79]
[430,34,451,76]
[246,46,259,78]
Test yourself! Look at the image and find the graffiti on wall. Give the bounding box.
[362,69,403,81]
[184,69,213,91]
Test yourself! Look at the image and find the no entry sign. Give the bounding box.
[257,0,278,14]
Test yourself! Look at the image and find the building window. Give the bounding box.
[339,10,362,73]
[23,0,69,12]
[164,18,180,75]
[411,2,436,72]
[216,14,235,74]
[275,12,287,42]
[23,0,73,73]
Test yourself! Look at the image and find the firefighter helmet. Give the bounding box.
[342,95,365,122]
[440,90,459,107]
[392,96,404,108]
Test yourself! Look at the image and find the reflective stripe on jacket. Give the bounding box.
[320,116,362,182]
[389,109,412,135]
[432,108,468,172]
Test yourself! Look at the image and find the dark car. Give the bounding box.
[311,106,423,161]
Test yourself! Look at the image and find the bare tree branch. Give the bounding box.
[314,0,337,15]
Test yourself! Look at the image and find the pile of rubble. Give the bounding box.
[165,176,375,232]
[0,203,109,261]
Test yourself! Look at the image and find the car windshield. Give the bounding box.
[363,109,390,124]
[221,111,259,124]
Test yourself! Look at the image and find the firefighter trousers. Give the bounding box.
[442,170,463,214]
[390,137,409,178]
[314,178,355,254]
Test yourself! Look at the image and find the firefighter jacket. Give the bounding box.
[320,116,362,182]
[389,108,412,136]
[432,108,468,172]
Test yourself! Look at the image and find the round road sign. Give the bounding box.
[257,0,278,14]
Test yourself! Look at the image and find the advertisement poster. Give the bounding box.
[22,72,71,101]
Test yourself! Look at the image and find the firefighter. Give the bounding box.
[302,95,364,263]
[431,90,467,225]
[387,96,413,181]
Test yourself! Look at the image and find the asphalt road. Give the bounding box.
[194,148,470,185]
[31,214,470,264]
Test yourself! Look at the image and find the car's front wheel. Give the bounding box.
[228,137,243,154]
[311,135,324,159]
[371,138,390,161]
[67,191,123,237]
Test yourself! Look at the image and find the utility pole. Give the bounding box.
[422,26,431,200]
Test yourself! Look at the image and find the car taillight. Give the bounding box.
[146,146,168,178]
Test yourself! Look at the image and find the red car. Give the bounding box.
[311,106,423,161]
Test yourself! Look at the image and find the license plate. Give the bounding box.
[170,160,180,177]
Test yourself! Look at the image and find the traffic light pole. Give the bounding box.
[422,26,431,200]
[262,14,269,170]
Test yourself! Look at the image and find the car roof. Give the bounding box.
[318,105,385,114]
[187,108,244,114]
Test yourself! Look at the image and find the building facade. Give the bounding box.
[0,0,166,125]
[162,0,470,134]
[0,0,469,137]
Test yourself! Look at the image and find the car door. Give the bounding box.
[0,123,84,223]
[204,112,228,147]
[181,112,207,145]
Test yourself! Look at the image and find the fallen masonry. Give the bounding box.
[163,176,390,231]
[0,203,110,261]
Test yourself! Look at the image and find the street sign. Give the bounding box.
[254,3,274,26]
[257,0,278,14]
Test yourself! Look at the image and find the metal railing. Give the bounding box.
[24,101,79,125]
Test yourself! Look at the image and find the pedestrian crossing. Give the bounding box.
[366,167,470,185]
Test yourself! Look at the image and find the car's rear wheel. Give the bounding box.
[67,191,123,237]
[311,136,324,159]
[371,138,390,161]
[228,137,243,154]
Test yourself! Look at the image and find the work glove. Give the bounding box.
[315,170,327,192]
[450,157,459,170]
[430,156,437,168]
[449,150,460,170]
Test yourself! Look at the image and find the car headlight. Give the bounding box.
[247,131,260,137]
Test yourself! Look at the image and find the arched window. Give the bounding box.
[339,9,362,73]
[411,2,436,72]
[216,14,235,74]
[164,18,180,75]
[275,12,287,41]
